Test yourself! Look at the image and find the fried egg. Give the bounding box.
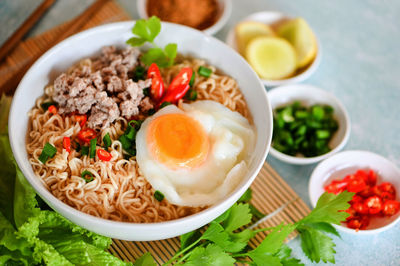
[135,100,255,207]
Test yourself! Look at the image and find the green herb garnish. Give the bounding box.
[127,16,177,68]
[103,133,111,149]
[159,101,172,108]
[184,88,197,101]
[189,71,195,86]
[89,138,97,159]
[272,101,339,157]
[81,145,89,156]
[40,101,57,111]
[198,66,212,77]
[81,170,94,182]
[38,142,57,164]
[154,190,165,202]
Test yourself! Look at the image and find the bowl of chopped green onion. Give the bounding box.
[269,84,350,165]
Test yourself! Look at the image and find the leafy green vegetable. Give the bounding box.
[127,17,177,67]
[298,225,336,263]
[0,129,130,266]
[133,252,156,266]
[185,244,235,266]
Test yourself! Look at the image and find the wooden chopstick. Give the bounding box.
[1,0,110,95]
[0,0,55,62]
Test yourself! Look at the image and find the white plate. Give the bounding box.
[309,150,400,235]
[268,84,350,165]
[226,11,321,87]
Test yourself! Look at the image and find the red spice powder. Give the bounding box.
[147,0,219,30]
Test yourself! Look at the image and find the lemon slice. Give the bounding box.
[245,36,297,80]
[235,21,274,55]
[277,17,317,68]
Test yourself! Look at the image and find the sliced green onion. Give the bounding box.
[103,133,111,149]
[38,142,57,164]
[184,88,197,101]
[125,125,136,141]
[316,129,330,139]
[134,66,146,81]
[129,120,142,129]
[41,101,57,111]
[189,71,195,86]
[198,66,212,78]
[148,108,156,115]
[75,141,81,152]
[81,170,94,182]
[89,138,97,159]
[160,102,171,109]
[312,105,325,121]
[119,134,132,150]
[154,190,164,202]
[143,87,150,96]
[81,146,89,156]
[126,148,136,156]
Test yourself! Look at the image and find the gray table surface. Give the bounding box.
[3,0,400,265]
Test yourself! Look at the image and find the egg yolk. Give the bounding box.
[147,113,209,169]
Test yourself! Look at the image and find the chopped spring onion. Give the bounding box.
[119,134,132,150]
[134,66,146,81]
[89,138,97,159]
[148,108,156,115]
[143,87,150,96]
[81,146,89,156]
[81,170,94,182]
[198,66,212,78]
[103,133,111,149]
[40,101,57,111]
[75,141,81,152]
[125,125,136,141]
[189,71,195,86]
[160,102,171,109]
[126,148,136,157]
[154,190,164,202]
[38,142,57,164]
[184,88,197,101]
[129,120,142,129]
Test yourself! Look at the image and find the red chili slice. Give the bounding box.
[381,191,396,201]
[359,215,370,230]
[347,177,367,193]
[358,186,373,198]
[97,149,112,161]
[367,169,377,186]
[77,128,96,144]
[147,63,165,101]
[350,195,363,204]
[382,200,400,216]
[48,105,57,115]
[324,180,348,194]
[63,137,71,153]
[159,67,193,105]
[347,218,362,230]
[371,185,382,196]
[379,182,396,195]
[365,195,383,214]
[75,114,87,128]
[344,206,357,221]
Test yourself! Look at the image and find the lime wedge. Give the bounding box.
[277,18,317,68]
[245,37,297,80]
[235,21,274,55]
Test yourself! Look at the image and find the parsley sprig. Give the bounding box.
[127,16,177,67]
[134,190,354,265]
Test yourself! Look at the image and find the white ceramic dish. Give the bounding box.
[309,150,400,234]
[268,84,350,165]
[226,11,321,87]
[137,0,232,35]
[8,21,272,241]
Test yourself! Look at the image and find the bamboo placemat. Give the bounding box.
[0,1,311,264]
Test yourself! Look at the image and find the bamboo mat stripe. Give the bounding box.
[0,1,311,264]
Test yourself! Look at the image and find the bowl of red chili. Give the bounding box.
[309,150,400,234]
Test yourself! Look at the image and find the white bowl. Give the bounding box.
[309,150,400,235]
[8,21,272,241]
[226,11,321,87]
[137,0,232,35]
[268,84,350,165]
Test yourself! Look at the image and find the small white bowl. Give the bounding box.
[137,0,232,35]
[268,84,350,165]
[226,11,321,87]
[9,21,272,241]
[309,150,400,235]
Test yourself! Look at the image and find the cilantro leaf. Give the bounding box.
[250,253,282,266]
[141,48,169,67]
[248,223,296,260]
[307,222,340,237]
[275,245,304,266]
[185,244,235,266]
[222,203,252,233]
[297,225,336,263]
[230,229,256,244]
[249,204,265,220]
[180,230,201,251]
[132,16,160,43]
[164,43,177,66]
[126,37,147,47]
[201,222,247,253]
[133,252,156,266]
[299,192,353,225]
[238,188,252,202]
[214,209,230,224]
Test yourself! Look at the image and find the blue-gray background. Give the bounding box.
[2,0,399,265]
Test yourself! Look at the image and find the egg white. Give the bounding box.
[135,100,255,207]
